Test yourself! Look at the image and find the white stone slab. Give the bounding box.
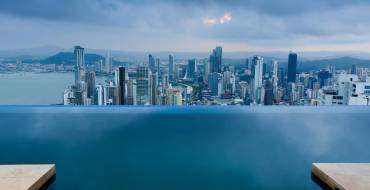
[312,163,370,190]
[0,164,55,190]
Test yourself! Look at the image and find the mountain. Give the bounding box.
[41,52,104,65]
[0,45,63,58]
[227,57,370,72]
[296,57,370,71]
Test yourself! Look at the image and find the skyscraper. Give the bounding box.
[85,71,95,99]
[223,71,236,94]
[166,89,182,106]
[208,72,223,96]
[98,59,103,73]
[264,80,274,105]
[136,66,149,105]
[74,46,85,86]
[245,58,249,69]
[117,67,126,105]
[270,60,278,78]
[156,58,161,76]
[287,52,298,83]
[271,60,279,101]
[351,64,357,75]
[168,55,174,80]
[95,85,104,106]
[318,70,332,87]
[106,51,113,74]
[149,72,158,105]
[126,79,137,105]
[104,85,116,105]
[63,85,83,105]
[203,59,210,84]
[162,74,169,90]
[263,63,268,78]
[251,56,263,103]
[210,46,222,73]
[187,59,196,79]
[148,54,156,73]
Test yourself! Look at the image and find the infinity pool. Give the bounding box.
[0,106,370,189]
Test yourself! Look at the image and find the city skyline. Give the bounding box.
[3,0,370,52]
[59,45,370,106]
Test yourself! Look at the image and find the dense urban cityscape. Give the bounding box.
[56,45,370,106]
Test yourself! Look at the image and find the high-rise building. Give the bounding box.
[278,67,286,87]
[210,46,222,73]
[312,82,320,99]
[296,83,305,101]
[351,64,357,75]
[263,63,268,78]
[149,72,158,105]
[116,67,126,105]
[104,85,116,105]
[74,46,85,86]
[287,52,298,83]
[156,58,161,76]
[63,85,83,105]
[183,85,193,105]
[203,59,210,84]
[208,72,223,96]
[126,79,137,105]
[95,85,104,106]
[166,89,182,106]
[264,80,274,105]
[149,54,156,73]
[168,55,174,80]
[187,59,196,79]
[162,74,170,91]
[287,82,296,103]
[105,51,113,74]
[270,60,279,102]
[270,60,278,78]
[96,59,103,73]
[251,56,263,103]
[223,71,235,94]
[318,70,332,87]
[85,71,95,99]
[136,66,149,105]
[357,68,368,82]
[245,58,250,69]
[239,81,249,101]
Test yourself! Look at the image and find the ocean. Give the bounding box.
[0,72,108,105]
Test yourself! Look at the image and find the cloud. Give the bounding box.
[204,13,232,26]
[1,0,370,51]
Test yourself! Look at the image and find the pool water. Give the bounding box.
[0,106,369,189]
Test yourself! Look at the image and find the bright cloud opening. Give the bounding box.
[204,13,232,26]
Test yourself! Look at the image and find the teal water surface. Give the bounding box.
[0,106,370,189]
[0,73,108,105]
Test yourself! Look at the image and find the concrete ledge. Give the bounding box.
[0,164,55,190]
[312,163,370,190]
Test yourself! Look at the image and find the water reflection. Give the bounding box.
[0,106,369,189]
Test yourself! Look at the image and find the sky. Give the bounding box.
[1,0,370,52]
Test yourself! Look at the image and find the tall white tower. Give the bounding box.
[252,56,263,103]
[106,51,112,74]
[74,46,85,86]
[271,60,279,101]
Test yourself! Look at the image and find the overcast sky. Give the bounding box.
[1,0,370,52]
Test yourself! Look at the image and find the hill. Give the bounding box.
[227,57,370,72]
[296,57,370,71]
[41,52,104,65]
